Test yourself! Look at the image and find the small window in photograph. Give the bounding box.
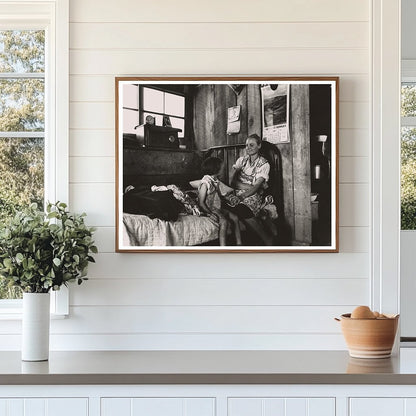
[140,87,186,139]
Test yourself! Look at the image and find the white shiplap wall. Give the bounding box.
[52,0,372,350]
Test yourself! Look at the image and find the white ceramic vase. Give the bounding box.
[22,292,50,361]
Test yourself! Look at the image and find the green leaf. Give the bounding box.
[53,258,61,266]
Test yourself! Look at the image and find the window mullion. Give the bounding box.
[402,117,416,127]
[0,132,45,138]
[0,72,44,79]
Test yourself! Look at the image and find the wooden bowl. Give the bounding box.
[337,313,399,359]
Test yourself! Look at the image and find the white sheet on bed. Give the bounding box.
[123,213,219,246]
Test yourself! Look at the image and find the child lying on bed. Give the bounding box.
[195,157,242,246]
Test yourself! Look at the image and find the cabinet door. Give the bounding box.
[0,398,88,416]
[350,398,404,416]
[350,398,416,416]
[228,398,335,416]
[101,398,215,416]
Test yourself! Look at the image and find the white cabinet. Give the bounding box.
[3,385,416,416]
[350,398,416,416]
[101,397,215,416]
[228,398,335,416]
[0,398,88,416]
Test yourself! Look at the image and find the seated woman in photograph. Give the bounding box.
[225,133,274,245]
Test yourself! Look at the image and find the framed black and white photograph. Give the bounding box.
[115,77,339,252]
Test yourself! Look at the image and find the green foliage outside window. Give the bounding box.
[401,82,416,230]
[401,128,416,230]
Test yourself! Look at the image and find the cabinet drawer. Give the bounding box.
[0,398,88,416]
[228,397,335,416]
[350,398,416,416]
[101,397,215,416]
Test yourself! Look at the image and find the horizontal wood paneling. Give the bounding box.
[339,227,369,252]
[339,183,369,227]
[69,130,115,157]
[0,306,353,335]
[69,0,369,23]
[339,102,369,129]
[92,227,115,253]
[70,278,368,306]
[339,129,369,157]
[339,156,369,183]
[49,305,352,334]
[70,75,115,102]
[70,103,114,129]
[0,333,347,351]
[70,22,368,50]
[69,183,114,226]
[69,49,368,76]
[85,253,369,279]
[69,157,114,183]
[69,75,369,103]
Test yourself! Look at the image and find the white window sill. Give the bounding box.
[0,286,69,319]
[0,312,68,320]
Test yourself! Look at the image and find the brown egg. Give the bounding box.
[351,305,376,319]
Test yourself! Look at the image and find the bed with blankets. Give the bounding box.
[122,141,283,247]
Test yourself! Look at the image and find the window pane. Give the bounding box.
[0,137,44,220]
[123,84,139,110]
[0,79,44,131]
[165,93,185,117]
[0,30,45,73]
[402,83,416,117]
[143,87,163,113]
[401,126,416,230]
[170,117,184,138]
[123,109,139,134]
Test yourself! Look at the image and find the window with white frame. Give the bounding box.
[401,64,416,230]
[0,29,45,300]
[0,1,69,313]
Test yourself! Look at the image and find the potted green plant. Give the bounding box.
[0,202,97,361]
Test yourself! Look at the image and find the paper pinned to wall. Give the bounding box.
[261,84,290,143]
[227,105,241,134]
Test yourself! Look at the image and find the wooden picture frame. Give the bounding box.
[115,77,339,252]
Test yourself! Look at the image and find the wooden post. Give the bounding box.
[291,84,312,245]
